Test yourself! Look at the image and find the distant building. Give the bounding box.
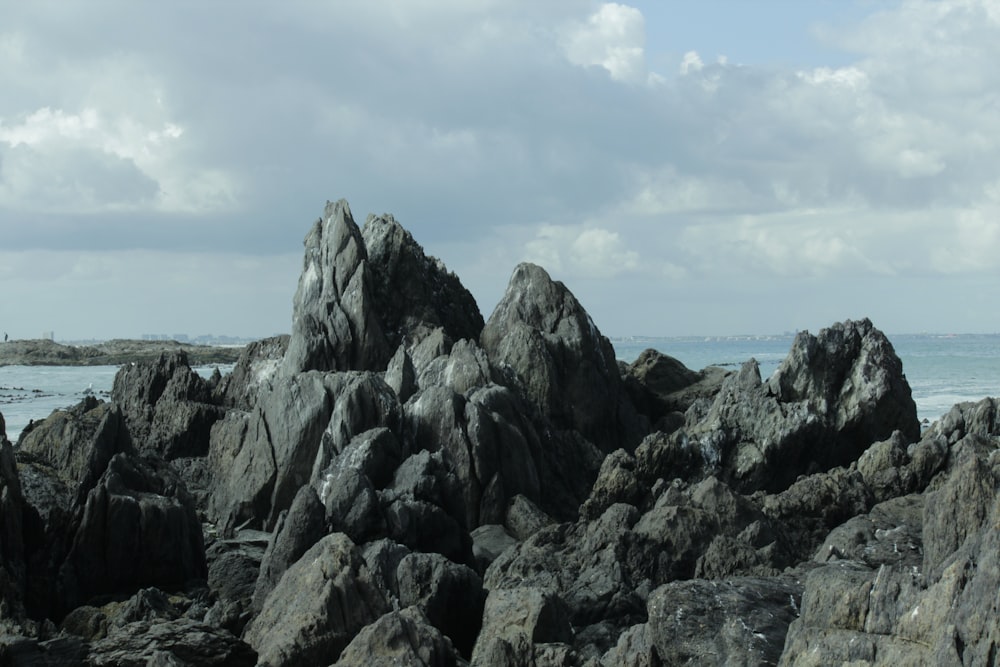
[41,331,54,341]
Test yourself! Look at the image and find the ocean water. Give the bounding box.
[611,333,1000,426]
[1,334,998,443]
[0,363,232,444]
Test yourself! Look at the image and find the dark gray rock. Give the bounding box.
[333,606,461,667]
[504,494,555,542]
[396,551,486,657]
[214,335,289,410]
[112,351,225,459]
[0,633,89,665]
[813,494,923,569]
[624,349,729,427]
[252,484,326,613]
[0,437,26,626]
[481,262,647,455]
[647,575,802,666]
[87,617,256,666]
[16,397,129,506]
[207,370,399,533]
[362,213,484,350]
[244,532,388,667]
[318,467,385,543]
[361,538,411,606]
[281,201,484,376]
[57,453,206,616]
[678,319,920,494]
[329,427,402,490]
[404,384,543,529]
[282,200,391,375]
[471,524,518,572]
[471,586,575,666]
[203,530,267,634]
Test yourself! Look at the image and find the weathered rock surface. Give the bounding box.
[214,334,289,410]
[112,351,225,459]
[282,200,483,376]
[244,533,388,666]
[481,262,646,455]
[333,606,461,667]
[645,319,920,494]
[57,452,207,616]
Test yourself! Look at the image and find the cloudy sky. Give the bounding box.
[2,0,999,341]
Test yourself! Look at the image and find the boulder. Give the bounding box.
[0,436,26,626]
[679,319,920,493]
[623,349,729,425]
[252,485,327,613]
[647,575,803,666]
[481,263,647,454]
[396,551,486,657]
[362,213,484,349]
[244,533,388,667]
[470,586,575,666]
[333,606,461,667]
[17,397,129,505]
[204,532,266,635]
[404,383,543,530]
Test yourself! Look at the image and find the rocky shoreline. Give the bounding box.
[1,199,997,665]
[0,339,244,367]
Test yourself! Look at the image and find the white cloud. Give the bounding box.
[561,3,648,83]
[525,224,641,279]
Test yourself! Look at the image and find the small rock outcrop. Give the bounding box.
[112,351,225,459]
[659,319,920,494]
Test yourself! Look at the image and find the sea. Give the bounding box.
[1,333,998,443]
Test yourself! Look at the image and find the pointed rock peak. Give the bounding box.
[482,262,647,452]
[485,263,590,339]
[362,210,484,348]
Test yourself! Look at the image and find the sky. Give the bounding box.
[2,0,1000,341]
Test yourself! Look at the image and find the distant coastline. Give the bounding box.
[0,338,245,367]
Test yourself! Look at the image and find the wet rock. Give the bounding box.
[244,533,388,667]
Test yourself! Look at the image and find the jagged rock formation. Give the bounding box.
[2,199,997,665]
[282,200,484,376]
